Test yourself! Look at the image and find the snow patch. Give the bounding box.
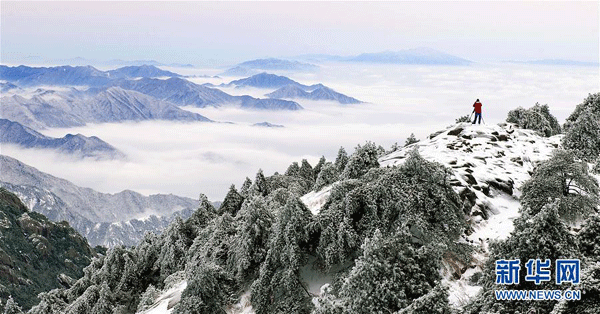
[137,280,187,314]
[226,290,254,314]
[300,185,332,215]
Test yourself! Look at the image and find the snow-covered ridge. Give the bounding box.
[381,122,562,306]
[381,122,561,240]
[301,122,562,307]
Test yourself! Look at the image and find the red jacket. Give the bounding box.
[473,102,482,114]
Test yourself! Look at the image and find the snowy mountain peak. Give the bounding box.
[380,122,561,241]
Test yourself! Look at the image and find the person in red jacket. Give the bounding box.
[472,99,483,124]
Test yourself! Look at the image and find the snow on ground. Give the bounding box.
[300,185,332,215]
[380,122,560,243]
[137,281,187,314]
[225,291,255,314]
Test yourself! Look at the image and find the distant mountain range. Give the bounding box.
[253,121,284,128]
[0,65,112,87]
[0,155,202,247]
[504,59,599,66]
[221,58,319,76]
[295,48,472,65]
[1,86,212,129]
[112,77,302,110]
[0,81,20,92]
[1,65,304,122]
[0,119,126,160]
[4,55,195,68]
[218,72,362,104]
[106,64,182,79]
[0,64,182,87]
[219,72,321,90]
[266,84,362,104]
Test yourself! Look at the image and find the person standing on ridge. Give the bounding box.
[472,99,483,124]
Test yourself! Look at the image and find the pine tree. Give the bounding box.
[387,142,401,154]
[521,149,599,220]
[251,195,314,314]
[285,162,301,177]
[90,283,114,314]
[564,93,600,128]
[251,169,269,197]
[229,196,273,280]
[219,185,244,216]
[314,162,337,191]
[176,261,236,314]
[506,103,561,136]
[340,142,380,180]
[334,147,349,174]
[240,177,252,198]
[405,133,419,146]
[465,201,579,314]
[312,156,327,181]
[3,296,23,314]
[396,284,452,314]
[562,107,600,162]
[578,214,600,259]
[137,284,159,313]
[299,159,314,182]
[339,229,443,314]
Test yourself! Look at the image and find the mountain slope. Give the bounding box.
[0,87,211,129]
[113,77,302,110]
[266,85,362,104]
[0,188,97,310]
[0,119,126,160]
[0,155,200,247]
[106,65,182,79]
[0,65,111,86]
[225,72,315,89]
[0,65,182,87]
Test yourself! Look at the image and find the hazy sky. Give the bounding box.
[1,1,598,65]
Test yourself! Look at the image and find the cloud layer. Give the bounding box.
[3,63,597,201]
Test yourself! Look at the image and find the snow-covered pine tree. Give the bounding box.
[564,92,600,129]
[334,147,348,174]
[313,162,337,191]
[316,149,464,269]
[251,169,269,197]
[405,133,419,146]
[312,156,327,181]
[3,296,23,314]
[395,284,452,314]
[465,201,579,314]
[251,195,314,314]
[520,149,599,220]
[90,283,114,314]
[562,107,600,163]
[338,228,444,314]
[229,196,273,280]
[240,177,252,199]
[136,284,160,313]
[176,261,236,314]
[340,142,380,179]
[285,162,301,177]
[219,184,244,216]
[578,214,600,259]
[299,159,314,182]
[506,103,561,136]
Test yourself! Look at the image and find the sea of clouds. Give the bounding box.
[2,62,598,201]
